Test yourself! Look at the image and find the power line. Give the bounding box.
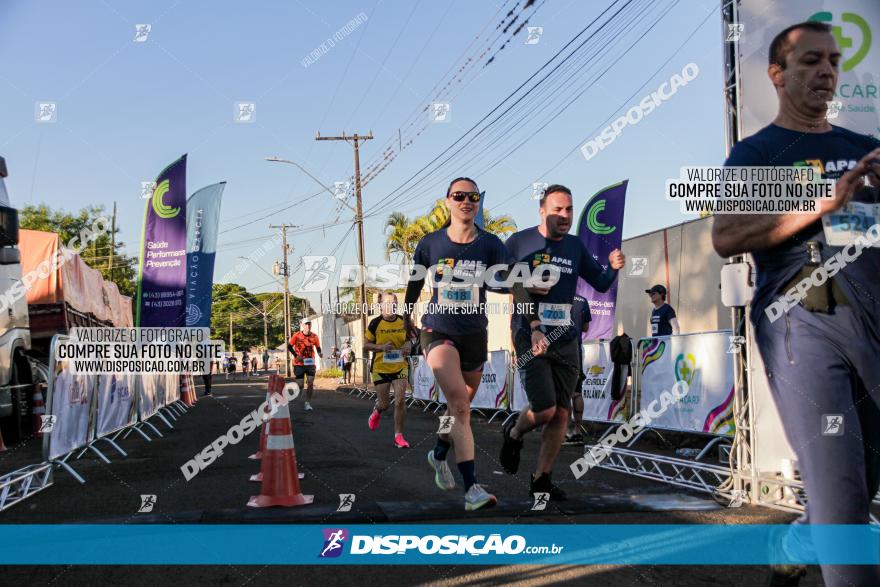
[362,0,635,217]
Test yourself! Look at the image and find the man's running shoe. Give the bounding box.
[765,526,807,586]
[368,409,381,431]
[530,472,567,501]
[464,484,497,511]
[500,418,523,474]
[564,432,584,445]
[427,449,456,491]
[304,402,313,411]
[394,433,410,449]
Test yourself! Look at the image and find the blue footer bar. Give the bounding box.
[1,525,878,565]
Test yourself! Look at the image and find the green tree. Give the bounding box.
[210,283,312,351]
[20,203,137,297]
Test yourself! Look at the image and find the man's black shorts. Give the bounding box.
[294,365,317,379]
[420,328,487,373]
[372,370,407,385]
[515,334,580,412]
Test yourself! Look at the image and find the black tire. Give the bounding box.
[9,350,33,442]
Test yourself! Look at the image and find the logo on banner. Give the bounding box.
[809,12,871,72]
[185,304,203,325]
[151,179,180,219]
[674,352,696,385]
[320,528,348,558]
[586,199,616,234]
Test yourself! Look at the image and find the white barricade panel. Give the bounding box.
[156,372,167,408]
[580,342,629,423]
[165,372,180,403]
[411,356,445,403]
[511,367,528,412]
[48,369,97,460]
[139,373,159,420]
[637,331,735,435]
[95,373,136,438]
[472,350,509,410]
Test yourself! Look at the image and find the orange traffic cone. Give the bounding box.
[248,375,281,460]
[247,397,312,507]
[32,383,46,439]
[180,374,195,407]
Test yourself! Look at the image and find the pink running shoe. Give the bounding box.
[394,434,410,449]
[368,409,381,431]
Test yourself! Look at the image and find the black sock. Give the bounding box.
[433,438,451,461]
[458,460,476,491]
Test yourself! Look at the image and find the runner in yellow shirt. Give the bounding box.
[364,292,412,448]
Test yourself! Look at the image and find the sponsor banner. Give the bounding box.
[637,331,735,435]
[411,356,445,404]
[471,350,509,410]
[185,182,225,327]
[138,373,160,420]
[511,367,528,412]
[47,369,97,461]
[738,1,880,139]
[95,373,136,438]
[580,342,629,423]
[137,154,188,326]
[0,525,877,564]
[576,181,627,340]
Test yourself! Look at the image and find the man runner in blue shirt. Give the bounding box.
[713,21,880,587]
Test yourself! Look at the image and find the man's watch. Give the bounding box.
[531,323,548,334]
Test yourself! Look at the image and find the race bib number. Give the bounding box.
[438,283,479,307]
[303,358,315,366]
[822,202,880,247]
[539,302,571,326]
[383,350,403,363]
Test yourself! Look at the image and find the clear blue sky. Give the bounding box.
[0,0,726,306]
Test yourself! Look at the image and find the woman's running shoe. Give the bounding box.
[368,409,381,431]
[427,449,456,490]
[394,434,410,448]
[464,484,497,511]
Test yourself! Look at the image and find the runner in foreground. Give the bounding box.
[712,21,880,586]
[364,292,412,448]
[501,184,624,500]
[288,320,322,411]
[404,177,530,511]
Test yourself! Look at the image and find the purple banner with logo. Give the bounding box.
[136,154,188,326]
[576,180,627,341]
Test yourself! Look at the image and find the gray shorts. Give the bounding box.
[514,334,581,413]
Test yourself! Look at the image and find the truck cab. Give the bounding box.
[0,156,34,443]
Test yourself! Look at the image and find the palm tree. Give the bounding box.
[383,199,518,268]
[384,212,415,261]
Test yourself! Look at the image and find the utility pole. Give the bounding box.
[316,131,373,384]
[229,313,233,353]
[269,223,297,377]
[262,299,269,350]
[108,201,116,277]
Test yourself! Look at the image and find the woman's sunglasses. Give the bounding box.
[448,191,482,203]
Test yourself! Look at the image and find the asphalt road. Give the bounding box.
[0,374,823,586]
